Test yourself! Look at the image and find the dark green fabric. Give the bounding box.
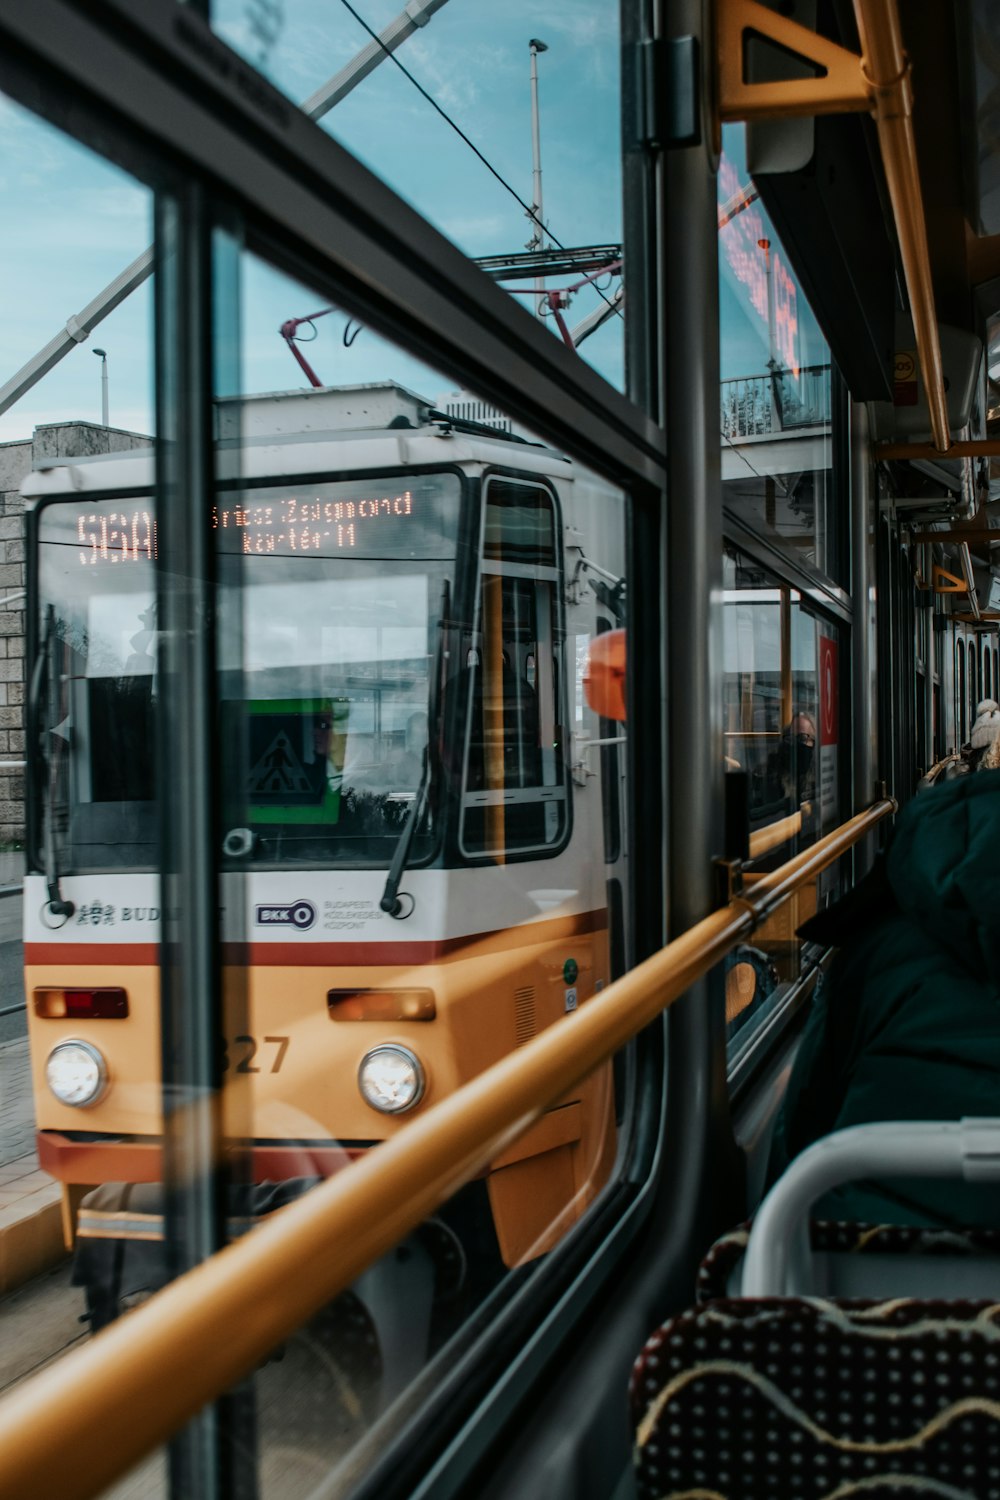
[771,773,1000,1227]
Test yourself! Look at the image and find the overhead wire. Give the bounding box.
[334,0,624,325]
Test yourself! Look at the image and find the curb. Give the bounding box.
[0,1184,66,1294]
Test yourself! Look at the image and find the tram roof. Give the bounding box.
[21,382,570,499]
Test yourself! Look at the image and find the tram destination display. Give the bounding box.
[63,478,456,566]
[214,488,414,555]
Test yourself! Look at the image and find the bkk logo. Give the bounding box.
[255,899,316,931]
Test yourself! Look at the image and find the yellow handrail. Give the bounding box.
[0,799,895,1500]
[748,807,805,860]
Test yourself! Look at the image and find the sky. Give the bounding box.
[0,2,830,449]
[0,0,625,445]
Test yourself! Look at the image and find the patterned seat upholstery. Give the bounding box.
[697,1220,1000,1304]
[631,1293,1000,1499]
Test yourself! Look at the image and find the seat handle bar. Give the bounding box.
[742,1118,1000,1297]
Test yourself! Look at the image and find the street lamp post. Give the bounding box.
[529,38,548,319]
[92,347,109,427]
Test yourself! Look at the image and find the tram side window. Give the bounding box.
[958,644,967,745]
[969,640,978,728]
[460,479,568,859]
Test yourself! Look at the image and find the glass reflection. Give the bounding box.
[204,250,630,1488]
[719,124,837,580]
[723,544,842,1049]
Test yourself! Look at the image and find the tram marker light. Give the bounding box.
[34,987,129,1020]
[329,988,435,1022]
[582,629,626,722]
[358,1044,425,1114]
[45,1040,108,1108]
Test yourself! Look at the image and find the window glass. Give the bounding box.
[0,88,158,1411]
[207,246,631,1489]
[216,472,460,868]
[718,124,840,583]
[210,0,625,388]
[723,543,842,1051]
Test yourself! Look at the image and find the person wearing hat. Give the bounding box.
[918,697,1000,788]
[967,698,1000,770]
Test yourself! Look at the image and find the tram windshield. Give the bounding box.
[217,471,461,867]
[34,499,159,872]
[33,472,462,871]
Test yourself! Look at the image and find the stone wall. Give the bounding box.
[0,421,150,848]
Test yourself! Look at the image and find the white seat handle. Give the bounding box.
[741,1119,1000,1297]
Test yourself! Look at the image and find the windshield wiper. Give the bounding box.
[380,581,449,919]
[32,605,74,916]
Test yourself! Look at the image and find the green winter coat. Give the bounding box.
[770,771,1000,1228]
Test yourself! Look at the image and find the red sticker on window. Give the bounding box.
[819,635,838,746]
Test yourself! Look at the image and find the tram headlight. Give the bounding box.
[45,1040,108,1108]
[358,1044,425,1115]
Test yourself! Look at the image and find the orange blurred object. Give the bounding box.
[582,629,626,722]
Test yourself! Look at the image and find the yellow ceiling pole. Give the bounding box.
[851,0,949,454]
[0,798,894,1500]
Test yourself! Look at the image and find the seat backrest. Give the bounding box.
[632,1121,1000,1498]
[699,1218,1000,1302]
[632,1293,1000,1500]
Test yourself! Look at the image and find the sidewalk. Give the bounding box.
[0,1037,65,1290]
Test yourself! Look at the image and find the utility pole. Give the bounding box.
[528,38,548,319]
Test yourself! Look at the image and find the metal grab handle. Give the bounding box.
[742,1118,1000,1297]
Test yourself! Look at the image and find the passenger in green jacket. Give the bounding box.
[769,762,1000,1228]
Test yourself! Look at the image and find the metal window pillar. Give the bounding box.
[155,185,255,1500]
[648,0,744,1308]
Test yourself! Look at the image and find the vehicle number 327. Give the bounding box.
[221,1035,290,1074]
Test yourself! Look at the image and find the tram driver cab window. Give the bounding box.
[459,478,568,860]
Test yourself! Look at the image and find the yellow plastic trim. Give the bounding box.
[718,0,871,121]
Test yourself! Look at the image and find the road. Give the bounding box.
[0,1256,382,1499]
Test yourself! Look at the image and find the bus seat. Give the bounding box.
[632,1293,1000,1499]
[698,1216,1000,1303]
[632,1121,1000,1498]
